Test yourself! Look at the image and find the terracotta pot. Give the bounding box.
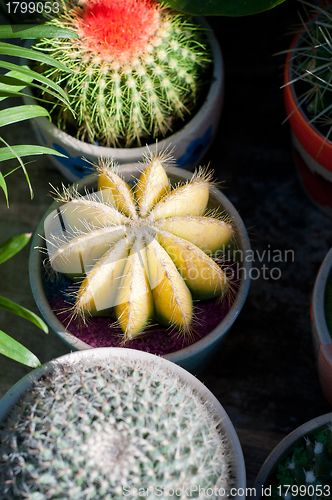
[24,18,224,182]
[0,347,247,499]
[283,30,332,217]
[29,164,251,375]
[254,412,332,499]
[311,247,332,405]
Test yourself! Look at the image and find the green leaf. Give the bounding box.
[0,61,69,105]
[0,233,31,264]
[0,70,32,90]
[0,136,33,199]
[0,25,78,39]
[0,144,66,163]
[0,70,33,102]
[2,164,26,177]
[2,160,41,179]
[0,171,8,207]
[0,90,32,102]
[0,104,49,127]
[16,81,73,114]
[0,329,41,367]
[162,0,285,16]
[0,70,32,84]
[12,80,74,116]
[0,42,72,73]
[0,296,49,334]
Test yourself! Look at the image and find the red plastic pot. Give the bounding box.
[283,32,332,217]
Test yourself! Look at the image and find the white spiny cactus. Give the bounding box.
[0,357,235,499]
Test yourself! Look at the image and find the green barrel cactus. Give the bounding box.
[34,0,211,147]
[0,357,234,499]
[44,151,235,341]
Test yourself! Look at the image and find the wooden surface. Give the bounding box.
[1,0,332,487]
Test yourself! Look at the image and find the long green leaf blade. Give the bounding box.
[0,105,49,127]
[0,61,69,104]
[162,0,285,16]
[0,70,32,86]
[17,83,73,114]
[0,90,31,102]
[0,329,41,367]
[0,43,72,73]
[0,233,31,264]
[0,70,34,102]
[0,144,66,162]
[0,136,33,198]
[0,171,8,207]
[0,25,78,39]
[0,296,49,334]
[2,164,30,178]
[0,70,32,90]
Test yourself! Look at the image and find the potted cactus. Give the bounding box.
[0,347,246,499]
[254,412,332,499]
[282,2,332,217]
[22,0,224,181]
[20,0,288,181]
[311,248,332,406]
[29,151,251,374]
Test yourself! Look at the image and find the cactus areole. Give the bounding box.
[44,152,235,343]
[35,0,211,147]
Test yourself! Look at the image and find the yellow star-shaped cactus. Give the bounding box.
[46,153,235,341]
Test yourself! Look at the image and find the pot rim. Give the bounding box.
[29,164,251,363]
[312,247,332,346]
[0,346,247,498]
[23,17,224,159]
[283,22,332,170]
[254,411,332,498]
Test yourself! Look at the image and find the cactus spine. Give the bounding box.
[34,0,211,147]
[45,152,235,341]
[0,357,234,499]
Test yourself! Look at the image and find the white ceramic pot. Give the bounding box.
[311,248,332,406]
[24,18,224,182]
[0,347,246,499]
[29,164,251,375]
[254,412,332,499]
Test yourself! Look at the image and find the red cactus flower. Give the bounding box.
[77,0,160,59]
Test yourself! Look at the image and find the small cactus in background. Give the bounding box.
[45,151,235,341]
[271,424,332,499]
[0,357,235,499]
[34,0,211,147]
[285,3,332,140]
